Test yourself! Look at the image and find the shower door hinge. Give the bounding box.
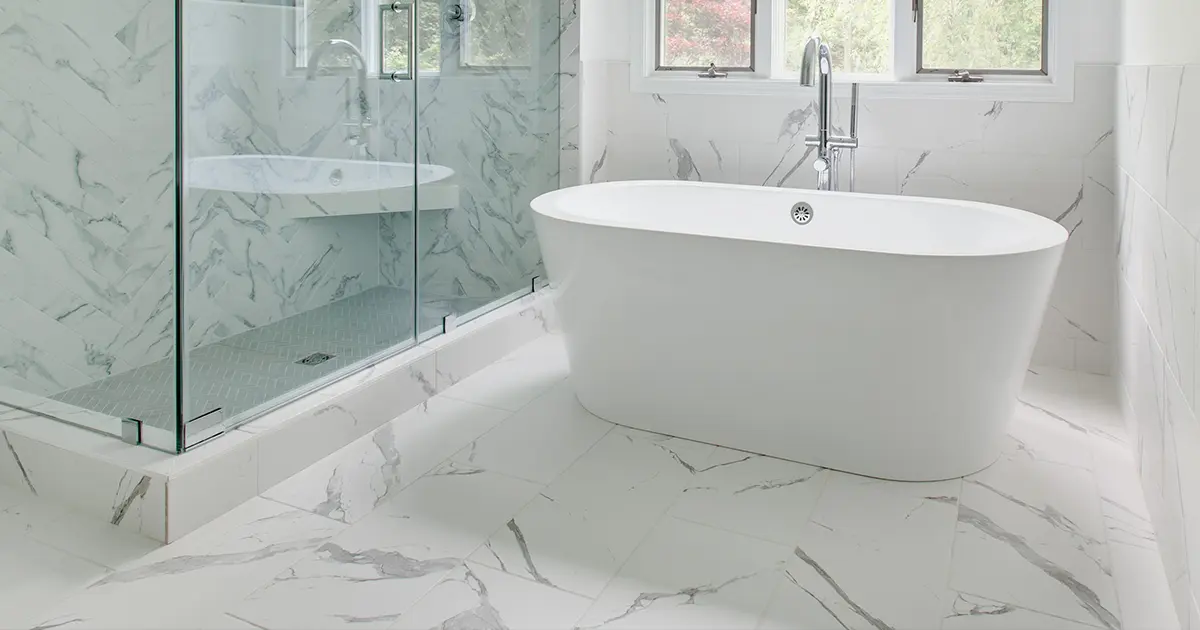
[182,408,225,449]
[444,314,458,334]
[121,418,142,446]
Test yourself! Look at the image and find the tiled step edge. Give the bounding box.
[0,289,557,544]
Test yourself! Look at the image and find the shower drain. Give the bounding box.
[296,352,336,366]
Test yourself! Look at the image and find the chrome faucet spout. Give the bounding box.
[799,37,820,87]
[800,36,859,191]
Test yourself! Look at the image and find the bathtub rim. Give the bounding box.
[532,180,1069,259]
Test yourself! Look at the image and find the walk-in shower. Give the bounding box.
[0,0,561,452]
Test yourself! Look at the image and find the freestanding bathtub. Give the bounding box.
[532,181,1068,482]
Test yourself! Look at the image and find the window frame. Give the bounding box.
[654,0,759,73]
[632,0,1073,102]
[915,0,1050,76]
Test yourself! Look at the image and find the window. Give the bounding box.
[459,0,533,68]
[658,0,755,70]
[644,0,1059,97]
[784,0,891,75]
[918,0,1046,74]
[381,0,442,77]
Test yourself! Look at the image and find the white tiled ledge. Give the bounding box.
[0,289,558,544]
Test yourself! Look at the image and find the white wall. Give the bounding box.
[580,0,1119,374]
[1116,0,1200,624]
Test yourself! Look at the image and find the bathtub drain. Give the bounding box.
[791,202,814,225]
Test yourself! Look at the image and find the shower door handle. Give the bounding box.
[384,1,418,81]
[446,3,466,22]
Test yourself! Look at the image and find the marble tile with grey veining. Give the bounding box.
[469,427,715,598]
[32,498,347,629]
[229,541,462,630]
[577,517,788,629]
[949,433,1121,630]
[393,562,592,630]
[940,592,1103,630]
[666,447,828,545]
[758,473,960,630]
[262,397,511,524]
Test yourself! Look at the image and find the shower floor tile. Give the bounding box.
[50,287,450,431]
[16,339,1180,630]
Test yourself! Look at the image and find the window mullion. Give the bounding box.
[893,0,918,80]
[756,0,776,78]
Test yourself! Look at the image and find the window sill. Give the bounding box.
[629,73,1075,103]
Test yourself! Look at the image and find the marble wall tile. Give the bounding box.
[1156,372,1193,596]
[0,0,177,394]
[1136,66,1184,208]
[0,428,168,541]
[1118,54,1200,615]
[592,60,1118,373]
[252,349,438,493]
[560,0,581,188]
[165,431,259,542]
[178,0,572,364]
[579,60,611,185]
[1110,533,1185,630]
[1168,66,1200,240]
[427,291,558,390]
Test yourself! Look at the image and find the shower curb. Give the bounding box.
[0,289,558,544]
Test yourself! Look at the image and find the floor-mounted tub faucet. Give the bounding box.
[306,39,373,155]
[799,36,859,191]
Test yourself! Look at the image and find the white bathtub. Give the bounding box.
[532,181,1068,481]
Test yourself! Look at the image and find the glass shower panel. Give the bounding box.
[0,1,180,451]
[415,0,561,336]
[180,0,418,448]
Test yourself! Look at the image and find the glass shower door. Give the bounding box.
[179,0,419,449]
[415,0,561,337]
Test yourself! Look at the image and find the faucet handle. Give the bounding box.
[813,157,830,173]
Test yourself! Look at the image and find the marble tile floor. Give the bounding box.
[46,288,487,431]
[3,335,1180,630]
